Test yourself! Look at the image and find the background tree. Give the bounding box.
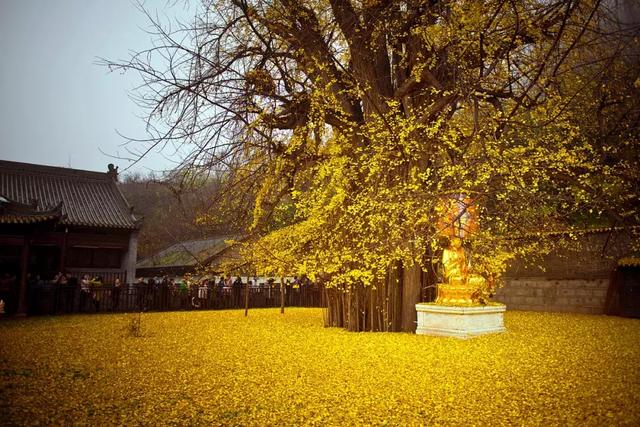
[120,171,238,259]
[106,0,640,331]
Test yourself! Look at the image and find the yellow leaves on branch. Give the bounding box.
[239,93,603,287]
[201,1,640,289]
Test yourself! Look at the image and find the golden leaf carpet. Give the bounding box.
[1,308,639,425]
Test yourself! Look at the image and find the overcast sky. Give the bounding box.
[0,0,193,175]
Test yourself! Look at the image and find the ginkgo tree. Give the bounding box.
[107,0,640,331]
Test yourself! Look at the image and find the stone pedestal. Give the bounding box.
[415,303,506,338]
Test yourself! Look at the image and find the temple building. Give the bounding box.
[0,160,140,314]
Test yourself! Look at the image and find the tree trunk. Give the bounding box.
[244,280,250,317]
[401,263,422,332]
[323,260,424,332]
[389,260,403,332]
[280,277,285,314]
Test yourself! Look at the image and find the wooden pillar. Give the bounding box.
[17,240,30,316]
[59,228,68,272]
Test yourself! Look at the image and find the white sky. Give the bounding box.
[0,0,195,175]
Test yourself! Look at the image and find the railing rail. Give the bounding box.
[24,283,324,315]
[66,271,126,285]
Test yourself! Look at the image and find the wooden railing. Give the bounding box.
[23,283,324,315]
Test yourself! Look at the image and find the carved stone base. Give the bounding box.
[415,303,507,339]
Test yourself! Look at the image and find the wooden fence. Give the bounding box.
[23,283,324,315]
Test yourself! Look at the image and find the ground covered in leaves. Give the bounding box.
[1,309,639,426]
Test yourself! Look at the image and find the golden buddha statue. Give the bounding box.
[436,237,487,305]
[442,237,467,286]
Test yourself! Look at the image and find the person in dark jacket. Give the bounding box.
[232,276,243,308]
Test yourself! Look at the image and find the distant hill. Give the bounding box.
[118,174,232,259]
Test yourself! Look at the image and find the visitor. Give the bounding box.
[91,276,103,312]
[178,276,189,309]
[232,276,243,308]
[56,272,68,285]
[66,276,78,313]
[246,280,253,306]
[80,274,91,312]
[147,277,156,310]
[160,276,170,310]
[135,277,146,311]
[206,278,214,308]
[54,272,68,313]
[224,274,233,308]
[112,278,122,311]
[198,279,209,308]
[216,276,225,308]
[285,278,292,306]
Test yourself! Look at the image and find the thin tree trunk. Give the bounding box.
[323,286,329,326]
[347,284,352,330]
[401,263,422,332]
[244,280,250,317]
[360,284,366,331]
[370,285,374,331]
[342,286,347,328]
[352,284,359,332]
[323,262,415,332]
[389,260,403,332]
[280,277,285,314]
[382,272,388,331]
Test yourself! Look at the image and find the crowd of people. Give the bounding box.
[134,274,314,310]
[22,272,124,314]
[0,271,127,315]
[0,271,319,315]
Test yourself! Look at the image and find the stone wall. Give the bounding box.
[494,229,635,313]
[495,277,609,314]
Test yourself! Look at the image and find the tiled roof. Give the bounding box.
[0,197,64,224]
[0,160,139,229]
[137,237,233,269]
[0,213,63,224]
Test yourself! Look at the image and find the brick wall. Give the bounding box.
[495,278,609,314]
[495,230,634,313]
